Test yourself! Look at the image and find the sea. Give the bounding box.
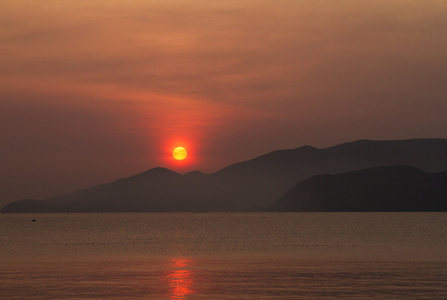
[0,212,446,299]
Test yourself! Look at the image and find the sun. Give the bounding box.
[173,146,187,160]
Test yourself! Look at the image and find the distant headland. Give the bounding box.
[2,138,447,213]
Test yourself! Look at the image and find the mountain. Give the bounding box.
[206,138,447,210]
[271,166,447,211]
[2,138,447,212]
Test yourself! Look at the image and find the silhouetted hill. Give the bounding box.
[0,199,60,213]
[2,138,447,212]
[207,138,447,210]
[271,166,447,211]
[47,167,210,212]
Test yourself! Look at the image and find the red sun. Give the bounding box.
[163,138,195,169]
[172,146,187,160]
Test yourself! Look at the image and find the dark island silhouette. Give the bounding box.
[2,138,447,213]
[271,165,447,211]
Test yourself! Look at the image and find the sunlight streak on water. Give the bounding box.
[166,258,195,299]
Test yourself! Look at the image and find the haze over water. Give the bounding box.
[1,212,446,299]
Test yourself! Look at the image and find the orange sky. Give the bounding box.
[1,0,447,205]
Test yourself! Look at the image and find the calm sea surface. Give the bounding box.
[0,212,446,299]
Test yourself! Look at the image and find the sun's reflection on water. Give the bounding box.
[166,258,195,299]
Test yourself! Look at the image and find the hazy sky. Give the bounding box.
[1,0,447,205]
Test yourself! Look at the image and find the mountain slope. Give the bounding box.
[271,166,447,211]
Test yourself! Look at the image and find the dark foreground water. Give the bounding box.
[0,213,446,299]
